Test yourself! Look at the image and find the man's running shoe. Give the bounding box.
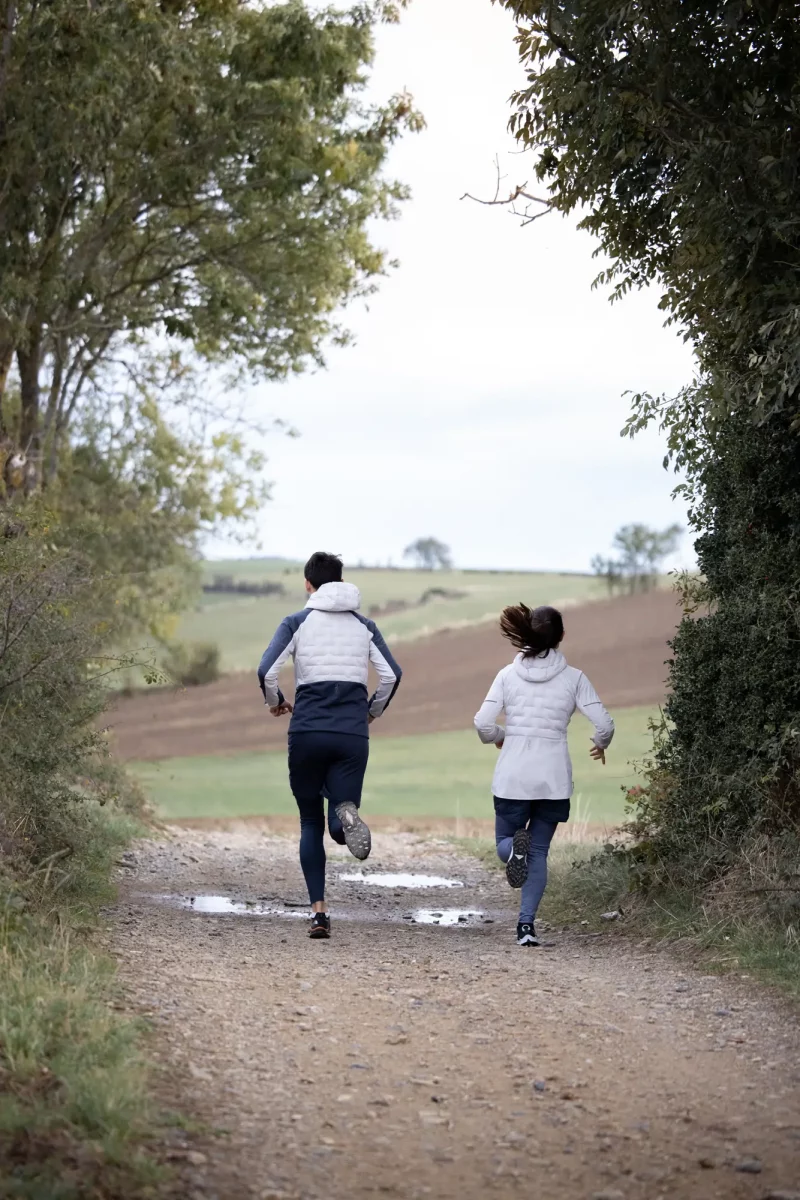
[505,828,530,889]
[334,802,372,861]
[309,913,331,939]
[516,921,539,947]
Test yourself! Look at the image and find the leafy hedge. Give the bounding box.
[630,411,800,881]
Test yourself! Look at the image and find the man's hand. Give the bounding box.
[368,714,376,724]
[495,738,505,751]
[590,743,606,765]
[270,702,293,717]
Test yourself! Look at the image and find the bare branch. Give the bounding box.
[461,154,553,227]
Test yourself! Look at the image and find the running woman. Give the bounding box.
[474,604,614,947]
[258,552,402,940]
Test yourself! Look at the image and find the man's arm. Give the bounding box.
[367,623,402,719]
[257,617,297,709]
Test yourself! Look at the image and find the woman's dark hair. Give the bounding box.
[304,551,344,590]
[499,603,564,659]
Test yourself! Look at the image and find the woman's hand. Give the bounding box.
[495,738,505,751]
[270,702,293,717]
[590,743,606,765]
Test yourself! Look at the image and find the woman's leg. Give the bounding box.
[494,798,531,863]
[518,815,558,925]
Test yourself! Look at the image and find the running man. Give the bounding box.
[257,552,402,939]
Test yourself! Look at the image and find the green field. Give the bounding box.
[134,705,656,827]
[177,559,605,673]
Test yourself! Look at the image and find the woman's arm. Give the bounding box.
[575,673,615,749]
[474,670,506,745]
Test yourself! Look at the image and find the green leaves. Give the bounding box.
[498,0,800,427]
[495,2,800,872]
[0,0,420,492]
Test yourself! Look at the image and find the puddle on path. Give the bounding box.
[151,894,309,918]
[338,872,464,889]
[137,893,496,931]
[408,909,483,926]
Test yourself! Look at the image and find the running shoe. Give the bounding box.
[505,828,530,889]
[309,912,331,939]
[334,802,372,861]
[516,921,539,947]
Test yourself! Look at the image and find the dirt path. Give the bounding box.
[114,831,800,1200]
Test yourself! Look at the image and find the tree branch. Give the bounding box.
[461,155,552,226]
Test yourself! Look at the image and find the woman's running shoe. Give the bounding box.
[505,828,530,888]
[309,913,331,939]
[334,802,372,860]
[516,921,539,947]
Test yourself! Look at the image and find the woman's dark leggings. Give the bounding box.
[288,732,369,904]
[494,798,566,924]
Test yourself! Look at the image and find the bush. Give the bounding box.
[0,515,166,1193]
[629,411,800,886]
[162,640,221,687]
[0,517,138,870]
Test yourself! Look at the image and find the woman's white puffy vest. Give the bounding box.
[474,650,615,801]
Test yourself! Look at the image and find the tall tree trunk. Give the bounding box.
[0,340,13,429]
[0,2,17,112]
[16,332,41,495]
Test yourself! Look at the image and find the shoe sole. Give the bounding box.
[335,802,371,861]
[517,934,540,947]
[309,926,331,939]
[506,829,530,889]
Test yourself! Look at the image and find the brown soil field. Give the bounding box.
[110,588,681,762]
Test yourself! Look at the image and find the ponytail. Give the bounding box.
[499,603,564,660]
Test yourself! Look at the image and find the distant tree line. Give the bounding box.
[203,575,286,598]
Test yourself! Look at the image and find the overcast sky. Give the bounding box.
[207,0,697,573]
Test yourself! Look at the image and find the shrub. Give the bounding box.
[162,640,221,687]
[0,515,165,1192]
[628,411,800,886]
[0,517,135,872]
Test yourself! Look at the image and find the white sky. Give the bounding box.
[207,0,697,573]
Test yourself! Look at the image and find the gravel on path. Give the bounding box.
[112,830,800,1200]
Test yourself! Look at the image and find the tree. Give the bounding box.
[497,0,800,428]
[592,523,682,595]
[0,0,421,498]
[403,537,453,571]
[495,1,800,871]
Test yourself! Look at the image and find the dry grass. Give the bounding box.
[457,826,800,996]
[0,807,170,1199]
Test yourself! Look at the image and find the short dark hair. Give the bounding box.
[499,603,564,659]
[304,551,343,590]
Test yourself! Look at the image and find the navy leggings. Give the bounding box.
[288,732,369,904]
[494,798,567,924]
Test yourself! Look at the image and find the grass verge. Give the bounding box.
[0,803,168,1199]
[133,707,656,825]
[458,835,800,996]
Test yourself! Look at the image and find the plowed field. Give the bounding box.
[110,589,681,761]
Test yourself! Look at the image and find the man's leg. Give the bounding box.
[327,795,347,847]
[326,735,371,860]
[518,814,558,927]
[288,734,329,910]
[494,798,532,888]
